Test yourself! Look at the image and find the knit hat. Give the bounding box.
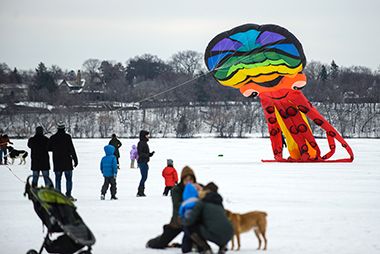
[180,166,196,183]
[167,159,173,166]
[57,121,65,129]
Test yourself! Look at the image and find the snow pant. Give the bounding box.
[138,162,149,188]
[146,224,182,249]
[32,170,53,187]
[55,170,73,196]
[101,176,117,196]
[163,186,173,196]
[130,159,135,168]
[181,226,193,253]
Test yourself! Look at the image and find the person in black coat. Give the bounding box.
[27,126,53,187]
[136,130,154,197]
[109,133,122,168]
[48,122,78,200]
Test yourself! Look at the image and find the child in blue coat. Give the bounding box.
[100,145,118,200]
[179,183,199,219]
[179,183,199,253]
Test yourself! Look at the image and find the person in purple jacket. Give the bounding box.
[100,145,118,200]
[130,144,138,169]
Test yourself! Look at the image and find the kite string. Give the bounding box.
[128,30,289,107]
[4,165,26,184]
[134,70,212,104]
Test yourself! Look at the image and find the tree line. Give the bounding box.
[1,102,378,139]
[1,52,379,107]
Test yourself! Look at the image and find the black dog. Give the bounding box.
[6,146,28,165]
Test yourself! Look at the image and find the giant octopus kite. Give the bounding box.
[205,24,354,162]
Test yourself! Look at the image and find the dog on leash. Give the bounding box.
[6,146,28,165]
[225,209,268,251]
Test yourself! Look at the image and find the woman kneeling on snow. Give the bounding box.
[146,166,198,249]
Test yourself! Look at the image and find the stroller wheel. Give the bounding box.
[26,250,38,254]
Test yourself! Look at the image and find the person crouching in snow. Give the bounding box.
[183,182,233,254]
[100,145,118,200]
[130,144,138,168]
[162,159,178,196]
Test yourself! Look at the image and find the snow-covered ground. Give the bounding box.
[1,138,379,254]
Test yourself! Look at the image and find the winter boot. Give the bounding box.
[111,195,118,200]
[217,245,227,254]
[67,195,77,202]
[190,233,212,254]
[137,186,146,197]
[100,194,105,200]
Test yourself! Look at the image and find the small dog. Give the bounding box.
[225,209,268,251]
[6,146,28,165]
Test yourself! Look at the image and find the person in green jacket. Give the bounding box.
[184,182,233,254]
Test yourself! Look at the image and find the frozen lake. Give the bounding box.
[1,138,379,254]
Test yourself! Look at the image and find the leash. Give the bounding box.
[4,164,26,184]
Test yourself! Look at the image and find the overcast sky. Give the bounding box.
[0,0,379,71]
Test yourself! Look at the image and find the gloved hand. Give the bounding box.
[150,151,155,157]
[73,161,78,167]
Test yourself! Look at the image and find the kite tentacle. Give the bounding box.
[272,97,321,160]
[261,97,284,160]
[295,93,354,162]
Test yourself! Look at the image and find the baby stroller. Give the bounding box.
[24,175,96,254]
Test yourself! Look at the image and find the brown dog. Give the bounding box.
[225,209,268,251]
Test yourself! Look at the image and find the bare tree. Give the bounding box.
[168,50,204,77]
[82,59,101,76]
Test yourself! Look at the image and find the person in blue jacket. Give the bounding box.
[179,183,200,253]
[100,145,118,200]
[179,183,199,220]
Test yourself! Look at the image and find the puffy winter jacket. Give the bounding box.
[179,183,198,219]
[27,129,50,171]
[137,130,153,163]
[162,166,178,187]
[130,145,138,160]
[109,137,122,158]
[48,129,78,171]
[100,145,118,177]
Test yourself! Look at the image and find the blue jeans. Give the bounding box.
[55,171,73,196]
[138,162,149,188]
[32,170,53,187]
